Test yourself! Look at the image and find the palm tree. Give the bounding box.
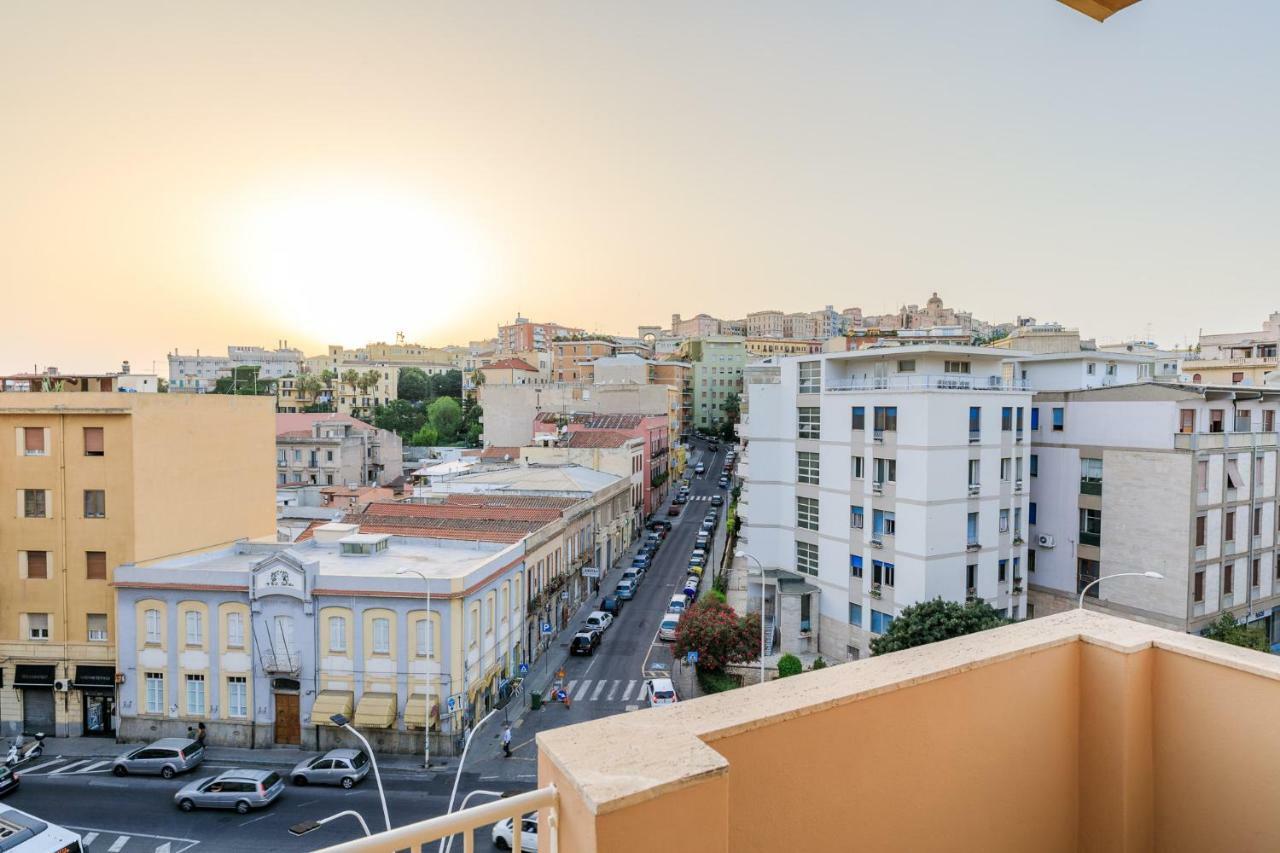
[341,369,361,393]
[361,369,382,396]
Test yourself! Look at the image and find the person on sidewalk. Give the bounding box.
[501,723,512,758]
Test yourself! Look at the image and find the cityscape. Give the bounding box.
[4,2,1280,852]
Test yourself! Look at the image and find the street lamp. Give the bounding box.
[439,708,500,852]
[396,567,434,770]
[330,713,391,832]
[289,810,372,839]
[735,550,767,684]
[1078,571,1164,610]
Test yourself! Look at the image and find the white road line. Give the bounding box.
[607,681,620,701]
[77,760,110,773]
[155,844,172,853]
[582,653,600,677]
[82,833,99,847]
[20,759,64,774]
[108,835,130,852]
[574,680,591,701]
[52,759,92,775]
[590,681,606,701]
[239,813,273,827]
[622,680,636,701]
[563,679,577,696]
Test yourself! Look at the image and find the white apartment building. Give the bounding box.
[740,346,1032,661]
[1098,341,1184,383]
[1012,350,1153,390]
[1027,383,1280,645]
[167,345,303,393]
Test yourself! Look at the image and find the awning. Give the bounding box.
[403,693,437,729]
[353,692,397,729]
[74,665,116,689]
[309,690,354,726]
[13,665,55,687]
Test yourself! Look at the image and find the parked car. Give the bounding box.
[667,503,682,516]
[492,815,539,851]
[695,532,710,548]
[687,563,704,578]
[682,579,699,600]
[657,614,680,642]
[290,748,369,788]
[600,595,624,616]
[667,593,688,615]
[646,678,679,706]
[631,553,652,570]
[645,531,664,546]
[711,495,724,506]
[621,569,642,588]
[717,477,730,489]
[614,580,636,600]
[688,555,705,571]
[0,766,18,797]
[584,611,614,633]
[570,629,601,656]
[113,738,204,779]
[174,769,284,814]
[652,520,673,533]
[695,463,705,475]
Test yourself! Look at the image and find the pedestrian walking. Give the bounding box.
[501,722,512,758]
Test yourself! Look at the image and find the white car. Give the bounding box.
[646,678,678,706]
[492,814,538,851]
[658,614,680,642]
[583,611,614,633]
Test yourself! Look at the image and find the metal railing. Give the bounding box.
[825,375,1031,393]
[314,786,558,853]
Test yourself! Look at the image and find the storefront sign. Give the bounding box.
[73,665,116,689]
[13,664,55,687]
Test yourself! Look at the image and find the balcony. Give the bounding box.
[1174,431,1279,451]
[1079,531,1101,548]
[1080,479,1102,496]
[825,375,1031,393]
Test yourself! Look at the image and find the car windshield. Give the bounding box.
[655,690,675,700]
[262,772,281,789]
[351,752,368,768]
[662,618,678,629]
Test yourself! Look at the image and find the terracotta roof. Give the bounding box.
[293,520,325,543]
[353,501,561,523]
[484,358,538,372]
[480,446,522,461]
[583,413,648,429]
[276,412,373,437]
[564,430,636,449]
[441,494,580,510]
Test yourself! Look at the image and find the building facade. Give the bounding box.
[497,316,584,353]
[552,340,617,383]
[746,310,785,339]
[167,345,303,393]
[276,413,404,488]
[669,314,722,338]
[680,337,747,431]
[1181,312,1280,386]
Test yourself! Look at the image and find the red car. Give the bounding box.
[667,504,681,516]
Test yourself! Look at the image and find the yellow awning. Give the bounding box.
[404,693,436,729]
[353,691,398,729]
[309,690,354,726]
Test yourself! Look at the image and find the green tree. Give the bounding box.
[213,365,275,395]
[1202,613,1270,652]
[870,597,1008,656]
[776,653,803,678]
[427,396,463,443]
[722,391,741,423]
[465,422,483,448]
[410,424,440,447]
[372,400,426,441]
[341,369,361,396]
[360,369,382,396]
[398,367,431,402]
[157,378,169,393]
[810,657,828,671]
[428,369,463,400]
[673,599,761,672]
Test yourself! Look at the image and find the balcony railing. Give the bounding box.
[967,483,980,496]
[1174,431,1279,451]
[1079,530,1101,547]
[1080,479,1102,496]
[825,375,1031,393]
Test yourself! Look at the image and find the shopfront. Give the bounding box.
[75,666,116,737]
[14,665,56,735]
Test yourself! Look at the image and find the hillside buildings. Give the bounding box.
[167,344,303,393]
[1182,311,1280,386]
[276,412,403,488]
[678,336,747,432]
[497,315,584,353]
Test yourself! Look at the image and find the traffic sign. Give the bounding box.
[519,662,530,675]
[687,650,699,664]
[581,566,601,578]
[445,693,465,714]
[541,622,553,635]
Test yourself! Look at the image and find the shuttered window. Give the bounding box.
[26,551,48,579]
[86,551,107,580]
[23,427,45,454]
[83,427,104,456]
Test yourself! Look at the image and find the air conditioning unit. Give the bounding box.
[1037,534,1055,548]
[53,680,69,692]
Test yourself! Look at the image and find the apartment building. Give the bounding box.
[740,346,1032,661]
[167,344,303,393]
[478,382,672,447]
[1098,340,1184,382]
[746,310,785,338]
[552,339,616,383]
[990,323,1088,354]
[783,312,818,339]
[1027,382,1280,643]
[304,342,453,376]
[276,413,404,488]
[497,315,584,353]
[478,358,544,386]
[1012,350,1153,390]
[669,313,721,338]
[679,336,747,431]
[533,412,668,515]
[276,366,399,417]
[591,355,691,440]
[1182,312,1280,386]
[744,337,824,359]
[0,394,276,739]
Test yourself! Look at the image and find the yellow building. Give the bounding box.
[0,393,276,739]
[744,337,823,358]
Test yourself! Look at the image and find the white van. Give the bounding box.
[0,803,83,852]
[646,678,678,707]
[667,593,688,615]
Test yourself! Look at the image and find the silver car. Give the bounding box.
[174,769,284,814]
[290,748,370,788]
[112,738,204,779]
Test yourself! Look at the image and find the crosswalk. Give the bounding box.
[684,495,720,502]
[13,757,113,776]
[70,827,198,853]
[561,678,641,703]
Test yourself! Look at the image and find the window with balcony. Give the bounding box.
[873,457,896,485]
[798,361,820,393]
[795,541,819,576]
[1000,509,1010,533]
[1235,410,1252,433]
[968,459,980,492]
[797,497,819,531]
[1079,508,1102,546]
[1000,458,1011,481]
[872,560,895,587]
[798,407,821,439]
[1179,409,1196,434]
[969,406,981,442]
[967,512,979,548]
[850,505,864,529]
[872,509,896,539]
[850,554,863,578]
[797,451,819,485]
[1052,408,1065,432]
[1081,458,1103,495]
[851,407,865,430]
[1013,508,1023,539]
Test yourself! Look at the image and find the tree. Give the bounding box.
[722,391,741,423]
[428,369,463,400]
[427,396,463,443]
[461,400,483,447]
[341,369,361,395]
[810,657,828,671]
[673,599,761,672]
[777,653,803,678]
[373,400,426,441]
[410,424,440,447]
[296,373,324,404]
[157,378,169,393]
[870,597,1008,656]
[398,367,431,402]
[1202,613,1270,652]
[360,369,382,396]
[213,365,275,395]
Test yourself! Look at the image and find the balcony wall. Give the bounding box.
[538,610,1280,853]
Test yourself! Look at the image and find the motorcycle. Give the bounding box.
[4,733,45,768]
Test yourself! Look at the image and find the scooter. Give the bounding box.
[5,733,45,768]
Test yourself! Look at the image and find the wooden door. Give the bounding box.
[274,693,300,745]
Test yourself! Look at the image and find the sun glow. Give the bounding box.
[226,181,491,343]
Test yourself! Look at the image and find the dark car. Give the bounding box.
[667,504,682,516]
[673,494,687,505]
[570,629,601,656]
[717,477,730,489]
[711,495,724,506]
[0,766,18,797]
[601,595,624,616]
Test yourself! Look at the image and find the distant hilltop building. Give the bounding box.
[168,342,303,393]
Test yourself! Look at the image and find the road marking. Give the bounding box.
[563,679,577,696]
[155,844,171,853]
[52,759,92,775]
[582,653,599,677]
[622,680,636,700]
[512,737,535,754]
[625,704,640,712]
[78,760,110,773]
[574,680,591,701]
[20,758,64,774]
[239,813,273,827]
[108,836,130,852]
[607,681,620,701]
[590,681,606,701]
[82,833,99,847]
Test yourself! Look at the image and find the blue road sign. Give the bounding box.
[541,622,553,635]
[687,650,699,664]
[519,662,530,674]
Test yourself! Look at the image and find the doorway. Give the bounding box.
[82,691,115,737]
[274,693,300,745]
[22,688,55,736]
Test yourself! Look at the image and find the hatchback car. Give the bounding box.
[0,766,18,797]
[631,553,652,570]
[583,611,614,633]
[667,594,688,615]
[695,463,705,475]
[718,477,730,489]
[687,563,704,578]
[290,748,369,788]
[646,678,678,706]
[667,503,682,516]
[657,614,680,642]
[711,495,724,506]
[614,580,636,600]
[600,595,624,616]
[113,738,204,779]
[175,769,284,814]
[492,814,539,851]
[620,568,642,587]
[570,629,601,656]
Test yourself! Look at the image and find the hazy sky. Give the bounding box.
[4,1,1279,374]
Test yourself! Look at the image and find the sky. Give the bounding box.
[3,0,1279,374]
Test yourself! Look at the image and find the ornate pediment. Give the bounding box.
[250,550,310,601]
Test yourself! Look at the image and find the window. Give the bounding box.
[797,497,819,531]
[25,551,48,580]
[1000,458,1011,481]
[227,612,245,649]
[1266,410,1276,432]
[1179,409,1196,433]
[1226,457,1244,490]
[416,618,431,657]
[185,610,203,646]
[873,509,896,537]
[873,406,897,433]
[1001,407,1013,431]
[850,554,864,578]
[798,361,820,393]
[145,673,164,714]
[1081,457,1103,484]
[1086,363,1096,376]
[1196,460,1209,492]
[870,610,894,634]
[1028,550,1037,573]
[1016,407,1024,435]
[849,603,863,627]
[1031,408,1040,431]
[22,427,46,456]
[83,427,104,456]
[1014,508,1023,535]
[145,609,161,644]
[1030,454,1038,477]
[966,563,977,591]
[968,459,980,488]
[852,456,864,479]
[967,512,979,546]
[999,559,1008,582]
[999,509,1010,533]
[1225,510,1236,542]
[851,407,865,430]
[1254,507,1263,538]
[1252,558,1261,589]
[1051,408,1064,432]
[1223,563,1235,595]
[850,505,864,529]
[23,489,47,518]
[1255,455,1265,487]
[485,595,495,634]
[1235,410,1252,433]
[228,677,248,718]
[86,551,107,580]
[797,407,820,439]
[1080,508,1102,540]
[1193,570,1205,603]
[83,489,106,518]
[1209,410,1225,433]
[897,359,916,373]
[1195,515,1207,547]
[1232,372,1245,385]
[373,617,391,653]
[873,457,896,484]
[27,612,49,640]
[185,674,205,715]
[1015,456,1024,482]
[969,406,981,440]
[944,361,971,374]
[796,541,818,576]
[872,560,895,587]
[797,451,819,485]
